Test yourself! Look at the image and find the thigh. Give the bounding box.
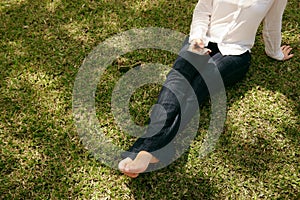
[187,51,251,105]
[212,52,251,87]
[169,36,207,85]
[170,56,200,86]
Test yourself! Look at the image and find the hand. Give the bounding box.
[190,39,211,55]
[281,45,294,61]
[191,38,205,49]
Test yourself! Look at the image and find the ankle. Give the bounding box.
[138,151,159,163]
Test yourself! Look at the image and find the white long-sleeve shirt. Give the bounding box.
[189,0,287,60]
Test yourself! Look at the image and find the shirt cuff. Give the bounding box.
[266,50,284,61]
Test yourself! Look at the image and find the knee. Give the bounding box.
[173,56,192,71]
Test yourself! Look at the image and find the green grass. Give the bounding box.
[0,0,299,199]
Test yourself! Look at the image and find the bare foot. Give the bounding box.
[118,157,139,178]
[118,151,159,177]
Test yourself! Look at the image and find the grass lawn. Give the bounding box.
[0,0,299,199]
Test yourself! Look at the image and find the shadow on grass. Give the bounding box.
[127,156,220,200]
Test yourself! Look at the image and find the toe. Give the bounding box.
[118,157,133,172]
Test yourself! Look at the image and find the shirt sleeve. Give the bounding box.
[189,0,213,45]
[262,0,287,60]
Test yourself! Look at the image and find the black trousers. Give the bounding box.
[122,39,251,164]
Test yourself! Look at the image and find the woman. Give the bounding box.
[118,0,294,178]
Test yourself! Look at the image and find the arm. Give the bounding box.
[189,0,213,45]
[263,0,293,60]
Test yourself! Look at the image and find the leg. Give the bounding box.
[119,43,251,176]
[120,57,199,163]
[119,55,202,176]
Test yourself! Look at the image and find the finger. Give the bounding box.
[193,39,204,48]
[193,43,201,49]
[283,53,294,61]
[205,49,212,55]
[190,40,198,50]
[286,48,293,54]
[282,46,288,52]
[287,54,294,60]
[198,43,205,48]
[283,47,293,56]
[281,45,287,50]
[284,45,292,50]
[196,40,205,48]
[284,46,292,52]
[192,44,200,51]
